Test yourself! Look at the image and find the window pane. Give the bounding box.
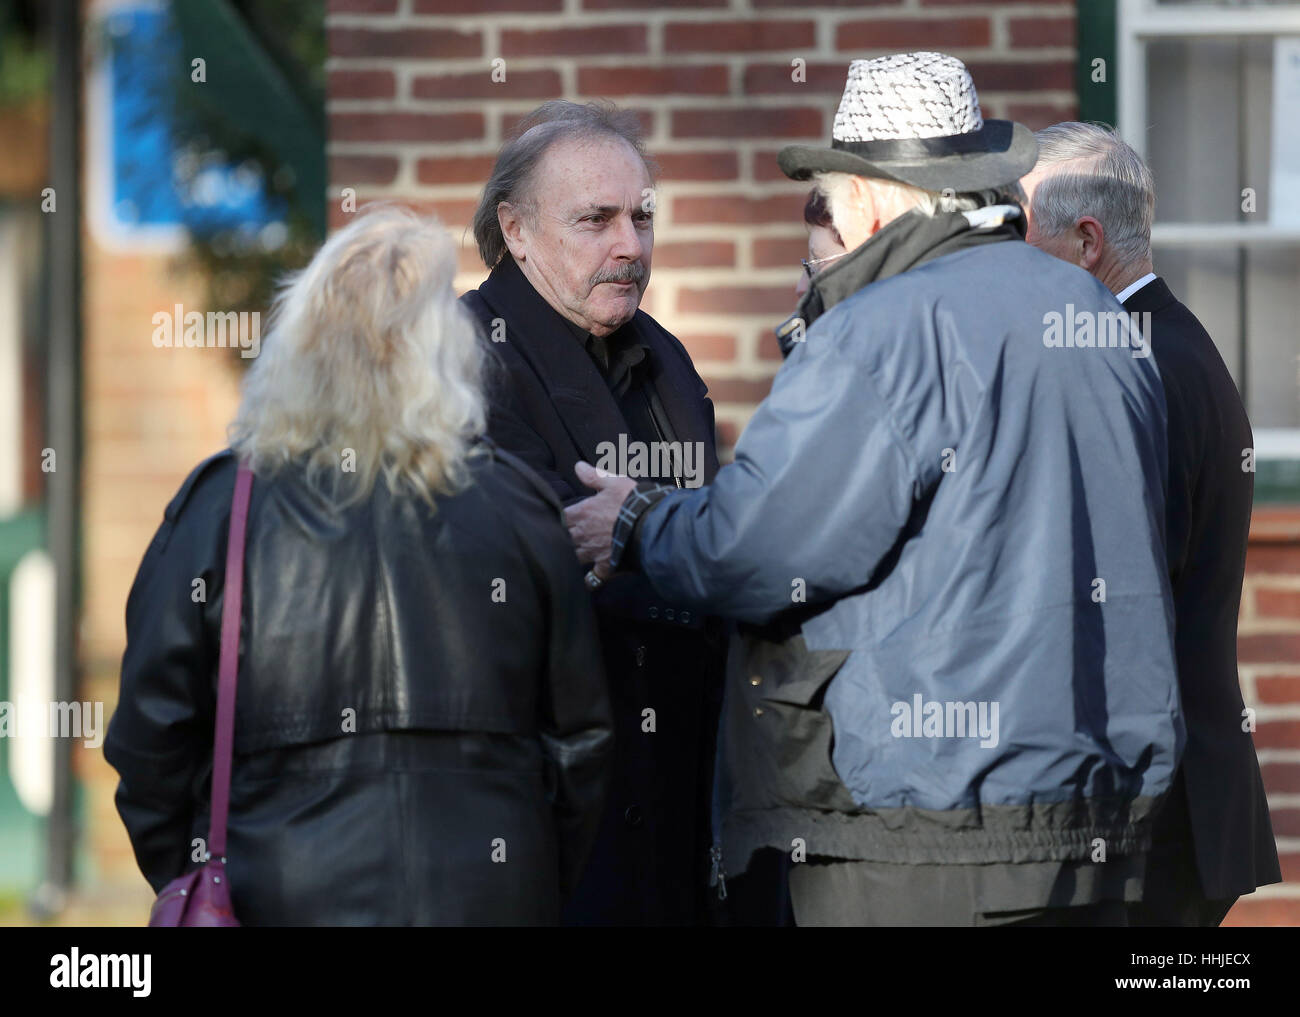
[1145,35,1300,428]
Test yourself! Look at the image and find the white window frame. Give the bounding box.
[1117,0,1300,458]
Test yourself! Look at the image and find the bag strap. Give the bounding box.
[208,463,253,860]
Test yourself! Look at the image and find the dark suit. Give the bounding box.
[1123,276,1281,925]
[461,256,726,925]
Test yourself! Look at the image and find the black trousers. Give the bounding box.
[1126,772,1237,927]
[710,848,795,927]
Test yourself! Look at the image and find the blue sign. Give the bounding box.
[93,3,286,246]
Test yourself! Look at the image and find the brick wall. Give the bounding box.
[324,0,1077,447]
[322,0,1300,927]
[77,235,242,910]
[1230,508,1300,925]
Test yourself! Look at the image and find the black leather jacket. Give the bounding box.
[104,442,613,925]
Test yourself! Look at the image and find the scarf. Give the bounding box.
[775,203,1027,357]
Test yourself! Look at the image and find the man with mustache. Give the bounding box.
[460,100,726,925]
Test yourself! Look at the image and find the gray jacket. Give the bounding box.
[621,228,1183,873]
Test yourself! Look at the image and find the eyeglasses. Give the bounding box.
[801,251,848,278]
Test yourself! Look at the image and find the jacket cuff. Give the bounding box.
[609,482,675,572]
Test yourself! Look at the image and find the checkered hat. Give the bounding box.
[778,52,1038,192]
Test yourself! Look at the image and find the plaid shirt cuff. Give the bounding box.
[609,482,676,572]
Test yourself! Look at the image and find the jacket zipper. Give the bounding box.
[641,388,683,489]
[709,844,727,901]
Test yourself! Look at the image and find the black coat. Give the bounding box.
[1124,276,1281,900]
[105,444,613,925]
[461,257,726,925]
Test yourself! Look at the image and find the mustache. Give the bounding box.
[590,262,646,287]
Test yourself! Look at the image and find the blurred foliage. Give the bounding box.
[0,0,49,105]
[166,0,325,327]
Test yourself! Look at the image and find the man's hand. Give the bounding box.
[564,461,637,582]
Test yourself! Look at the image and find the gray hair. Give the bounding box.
[471,100,656,269]
[814,172,1026,234]
[1030,122,1155,266]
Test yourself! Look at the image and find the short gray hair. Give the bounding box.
[471,100,656,269]
[1030,122,1155,266]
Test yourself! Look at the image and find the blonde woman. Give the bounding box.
[106,205,612,925]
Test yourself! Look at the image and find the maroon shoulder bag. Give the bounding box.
[148,464,252,927]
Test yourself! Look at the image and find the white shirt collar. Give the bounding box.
[1115,272,1157,305]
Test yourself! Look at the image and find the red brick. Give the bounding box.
[703,376,777,404]
[1269,808,1300,838]
[920,0,1045,5]
[979,98,1005,121]
[1261,762,1300,794]
[716,418,740,448]
[678,333,738,361]
[415,0,562,10]
[673,107,822,140]
[1280,853,1300,884]
[1008,16,1076,48]
[503,107,653,139]
[673,193,806,226]
[330,112,483,143]
[652,151,739,182]
[415,198,479,226]
[329,155,400,187]
[328,0,397,11]
[1256,674,1300,705]
[1252,507,1300,540]
[1221,898,1300,927]
[578,64,729,97]
[328,69,396,101]
[964,60,1073,93]
[1005,102,1077,131]
[753,235,810,269]
[753,149,799,182]
[679,286,798,316]
[416,155,497,186]
[586,0,724,8]
[1251,718,1300,751]
[758,328,792,362]
[836,17,990,51]
[412,69,562,101]
[743,61,856,96]
[653,241,736,269]
[328,27,481,60]
[1247,542,1300,574]
[1239,633,1300,664]
[458,244,488,275]
[1257,587,1300,619]
[754,0,898,5]
[501,25,648,58]
[663,20,816,54]
[337,197,478,230]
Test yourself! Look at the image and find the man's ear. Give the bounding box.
[498,201,528,261]
[837,176,875,249]
[1076,216,1105,272]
